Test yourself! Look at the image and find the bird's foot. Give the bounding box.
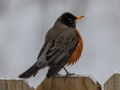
[64,73,75,81]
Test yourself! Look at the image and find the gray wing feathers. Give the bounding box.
[37,42,53,67]
[46,53,70,78]
[55,28,77,50]
[46,28,78,78]
[48,50,68,63]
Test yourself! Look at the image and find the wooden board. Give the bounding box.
[104,73,120,90]
[36,74,101,90]
[0,78,35,90]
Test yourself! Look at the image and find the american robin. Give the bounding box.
[19,12,84,79]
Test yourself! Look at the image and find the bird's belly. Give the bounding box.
[67,36,83,66]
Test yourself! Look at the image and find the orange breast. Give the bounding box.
[67,28,83,66]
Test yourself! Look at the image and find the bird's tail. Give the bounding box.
[19,63,40,78]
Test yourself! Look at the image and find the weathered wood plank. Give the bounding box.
[8,80,17,90]
[15,80,23,90]
[104,73,120,90]
[36,74,101,90]
[0,80,4,90]
[0,78,35,90]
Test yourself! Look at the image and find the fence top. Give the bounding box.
[104,71,120,84]
[54,74,98,83]
[0,78,35,90]
[36,74,102,90]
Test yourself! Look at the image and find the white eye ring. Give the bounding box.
[69,18,71,21]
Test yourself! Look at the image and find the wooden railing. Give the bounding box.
[0,73,120,90]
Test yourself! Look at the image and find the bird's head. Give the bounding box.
[58,12,84,28]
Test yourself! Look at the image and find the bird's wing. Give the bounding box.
[37,41,48,60]
[45,28,79,78]
[19,28,78,78]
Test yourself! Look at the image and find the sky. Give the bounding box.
[0,0,120,89]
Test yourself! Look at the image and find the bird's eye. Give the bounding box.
[68,18,74,23]
[73,18,75,20]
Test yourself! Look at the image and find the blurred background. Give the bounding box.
[0,0,120,88]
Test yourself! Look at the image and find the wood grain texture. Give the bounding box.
[104,73,120,90]
[36,75,101,90]
[0,79,35,90]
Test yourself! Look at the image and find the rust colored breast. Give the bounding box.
[67,28,83,66]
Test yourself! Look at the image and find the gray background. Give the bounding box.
[0,0,120,89]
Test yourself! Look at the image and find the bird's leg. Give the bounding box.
[63,67,75,81]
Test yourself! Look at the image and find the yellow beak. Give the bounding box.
[75,16,84,21]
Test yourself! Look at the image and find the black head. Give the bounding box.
[60,12,77,28]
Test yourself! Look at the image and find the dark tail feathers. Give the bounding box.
[19,64,40,78]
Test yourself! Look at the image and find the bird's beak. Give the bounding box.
[75,16,84,21]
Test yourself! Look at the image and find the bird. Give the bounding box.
[19,12,84,79]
